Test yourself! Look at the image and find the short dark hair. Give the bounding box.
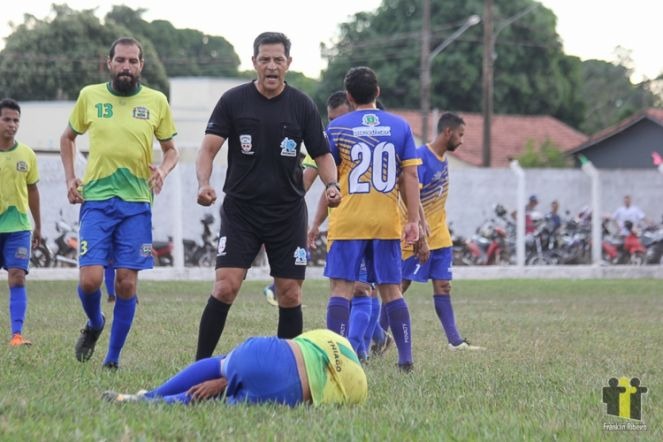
[253,32,291,57]
[437,112,464,133]
[326,90,349,109]
[344,66,378,105]
[109,37,143,60]
[0,98,20,114]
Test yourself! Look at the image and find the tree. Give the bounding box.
[578,55,660,134]
[317,0,586,128]
[517,138,570,168]
[105,6,240,77]
[0,4,169,100]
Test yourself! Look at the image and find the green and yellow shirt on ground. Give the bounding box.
[294,329,367,406]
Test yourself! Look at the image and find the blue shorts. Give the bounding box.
[402,247,453,283]
[357,259,372,285]
[324,239,402,285]
[78,198,153,269]
[0,230,31,272]
[221,337,303,407]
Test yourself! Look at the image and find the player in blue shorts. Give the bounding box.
[324,67,421,371]
[60,37,179,368]
[103,329,367,406]
[0,98,42,347]
[401,113,484,351]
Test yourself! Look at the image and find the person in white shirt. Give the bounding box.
[612,195,646,235]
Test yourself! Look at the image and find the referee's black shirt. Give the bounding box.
[206,82,330,206]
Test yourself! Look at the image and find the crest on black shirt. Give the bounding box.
[280,137,297,157]
[240,135,254,155]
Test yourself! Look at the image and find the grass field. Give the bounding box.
[0,278,661,441]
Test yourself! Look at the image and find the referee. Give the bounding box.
[194,32,340,360]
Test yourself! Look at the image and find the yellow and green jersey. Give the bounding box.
[294,329,367,406]
[68,83,177,203]
[302,153,317,169]
[0,142,39,233]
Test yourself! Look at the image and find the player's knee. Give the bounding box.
[212,280,240,304]
[7,268,26,287]
[79,274,102,293]
[353,282,371,297]
[436,280,451,294]
[276,283,301,307]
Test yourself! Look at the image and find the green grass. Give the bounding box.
[0,279,661,441]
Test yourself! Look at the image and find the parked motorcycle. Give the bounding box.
[30,240,52,268]
[52,212,79,267]
[642,223,663,265]
[182,214,218,267]
[152,236,174,266]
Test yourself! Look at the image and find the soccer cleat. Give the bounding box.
[398,362,414,373]
[103,361,119,370]
[102,390,146,403]
[9,333,32,347]
[263,284,278,307]
[75,315,105,362]
[448,339,485,352]
[370,331,393,356]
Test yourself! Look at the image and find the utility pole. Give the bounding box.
[420,2,480,144]
[481,0,493,168]
[420,0,432,143]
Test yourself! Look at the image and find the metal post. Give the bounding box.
[510,159,526,267]
[580,156,602,266]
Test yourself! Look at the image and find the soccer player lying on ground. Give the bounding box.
[103,329,367,406]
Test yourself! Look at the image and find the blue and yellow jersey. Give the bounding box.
[294,329,367,406]
[0,142,39,233]
[326,110,420,240]
[68,83,177,203]
[402,144,451,258]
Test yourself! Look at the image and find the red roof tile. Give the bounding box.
[391,109,588,167]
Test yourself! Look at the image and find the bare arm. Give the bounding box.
[313,153,341,208]
[149,139,180,194]
[59,126,83,204]
[27,184,42,248]
[400,165,420,244]
[303,167,319,193]
[196,133,225,206]
[308,191,330,248]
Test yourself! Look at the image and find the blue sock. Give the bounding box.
[104,267,115,296]
[160,393,193,405]
[103,296,137,365]
[379,301,389,332]
[78,286,104,330]
[326,296,350,337]
[145,356,223,400]
[370,297,385,345]
[348,296,371,357]
[9,286,27,334]
[385,298,413,365]
[434,294,462,345]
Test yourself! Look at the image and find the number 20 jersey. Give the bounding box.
[326,109,420,240]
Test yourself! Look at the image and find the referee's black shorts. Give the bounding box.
[215,196,309,280]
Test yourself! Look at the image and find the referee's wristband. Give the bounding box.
[326,182,340,191]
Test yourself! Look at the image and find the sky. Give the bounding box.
[1,0,662,82]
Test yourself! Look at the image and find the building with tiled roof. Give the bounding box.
[391,109,588,168]
[568,108,663,169]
